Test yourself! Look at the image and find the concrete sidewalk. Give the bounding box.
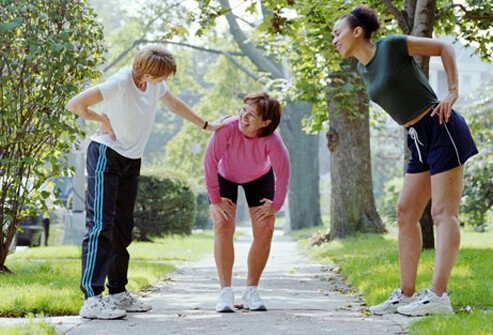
[3,228,414,334]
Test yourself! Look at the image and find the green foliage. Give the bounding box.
[378,177,402,222]
[0,0,106,269]
[195,192,212,229]
[434,0,493,62]
[461,89,493,228]
[165,52,261,184]
[134,169,197,240]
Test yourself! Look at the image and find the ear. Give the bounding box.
[353,26,364,38]
[262,119,272,128]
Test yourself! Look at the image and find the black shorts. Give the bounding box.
[406,109,478,175]
[218,168,274,208]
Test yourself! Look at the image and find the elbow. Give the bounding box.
[66,98,77,114]
[66,98,84,116]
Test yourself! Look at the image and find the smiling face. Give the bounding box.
[332,18,359,58]
[238,103,272,138]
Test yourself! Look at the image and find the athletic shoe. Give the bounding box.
[108,291,152,312]
[397,288,453,316]
[215,287,235,313]
[242,286,267,311]
[369,289,415,315]
[79,294,127,320]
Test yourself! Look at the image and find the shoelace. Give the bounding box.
[412,289,432,304]
[408,127,424,163]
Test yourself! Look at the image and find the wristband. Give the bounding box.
[202,121,208,129]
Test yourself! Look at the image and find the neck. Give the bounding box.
[132,72,147,91]
[353,40,376,66]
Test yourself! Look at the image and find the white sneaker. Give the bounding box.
[369,289,415,315]
[215,287,235,313]
[108,291,152,312]
[242,286,267,311]
[79,294,127,320]
[397,289,453,316]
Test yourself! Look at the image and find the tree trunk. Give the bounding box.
[280,101,322,230]
[411,0,436,249]
[326,60,386,239]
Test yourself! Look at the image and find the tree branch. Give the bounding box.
[380,0,413,33]
[437,3,493,20]
[103,39,258,80]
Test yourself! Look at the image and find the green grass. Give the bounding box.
[301,227,493,335]
[0,231,214,317]
[0,321,56,335]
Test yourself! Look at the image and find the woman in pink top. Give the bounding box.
[204,92,290,313]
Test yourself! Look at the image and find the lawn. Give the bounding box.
[299,225,493,335]
[0,231,214,317]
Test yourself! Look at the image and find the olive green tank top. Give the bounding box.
[357,35,439,125]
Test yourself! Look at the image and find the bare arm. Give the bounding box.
[66,87,115,139]
[160,91,225,131]
[407,36,458,124]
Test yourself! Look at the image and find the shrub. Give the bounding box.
[194,192,212,230]
[461,102,493,229]
[0,0,105,271]
[133,171,196,241]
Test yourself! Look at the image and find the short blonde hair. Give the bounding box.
[132,45,177,81]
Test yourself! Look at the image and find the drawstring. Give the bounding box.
[408,127,424,163]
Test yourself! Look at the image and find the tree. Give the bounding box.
[0,0,105,272]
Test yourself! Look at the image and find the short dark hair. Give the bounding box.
[243,92,282,137]
[342,5,380,39]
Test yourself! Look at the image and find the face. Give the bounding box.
[238,103,271,137]
[332,18,357,58]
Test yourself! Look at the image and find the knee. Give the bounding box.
[431,205,459,227]
[252,220,274,241]
[396,202,419,229]
[214,219,235,239]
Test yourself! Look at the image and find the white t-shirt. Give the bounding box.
[91,66,168,159]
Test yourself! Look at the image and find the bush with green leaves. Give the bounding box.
[133,170,196,241]
[0,0,105,272]
[194,192,212,230]
[461,107,493,229]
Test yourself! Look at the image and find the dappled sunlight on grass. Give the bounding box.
[299,228,493,333]
[408,311,493,335]
[0,321,57,335]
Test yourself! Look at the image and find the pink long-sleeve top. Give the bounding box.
[204,116,290,211]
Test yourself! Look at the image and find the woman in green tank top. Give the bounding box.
[331,5,478,317]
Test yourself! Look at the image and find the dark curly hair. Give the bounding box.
[342,5,381,39]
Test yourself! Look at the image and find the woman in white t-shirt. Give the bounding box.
[67,45,224,320]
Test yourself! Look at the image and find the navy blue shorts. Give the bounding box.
[406,109,478,175]
[218,168,274,208]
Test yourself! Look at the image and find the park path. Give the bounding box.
[6,228,414,334]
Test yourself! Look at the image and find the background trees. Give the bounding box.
[0,0,106,272]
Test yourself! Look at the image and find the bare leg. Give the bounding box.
[211,205,237,288]
[430,166,463,296]
[396,172,431,296]
[246,207,275,286]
